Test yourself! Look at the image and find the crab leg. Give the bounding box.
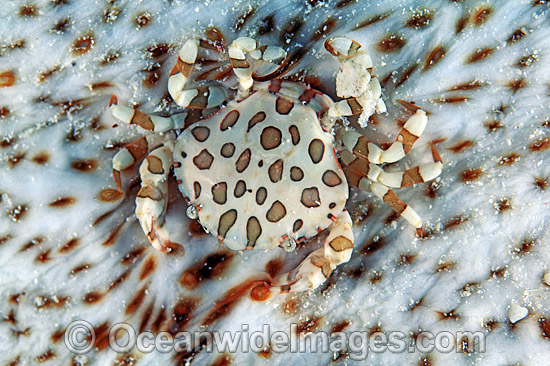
[339,148,442,188]
[344,167,423,235]
[135,139,175,252]
[324,37,386,125]
[168,38,229,109]
[275,210,354,293]
[341,110,428,163]
[110,96,187,132]
[111,134,165,190]
[228,37,286,92]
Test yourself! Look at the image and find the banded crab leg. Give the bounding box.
[168,38,229,109]
[135,138,175,252]
[109,96,187,133]
[340,109,428,164]
[344,167,424,236]
[275,210,354,293]
[339,148,443,189]
[324,37,386,126]
[228,37,286,93]
[111,134,164,191]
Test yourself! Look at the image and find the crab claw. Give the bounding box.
[109,95,118,107]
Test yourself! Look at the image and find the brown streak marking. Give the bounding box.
[36,249,51,263]
[202,280,267,326]
[49,197,76,207]
[473,7,492,26]
[444,216,468,230]
[83,291,104,304]
[467,48,493,64]
[98,189,123,202]
[448,140,474,153]
[499,153,520,166]
[377,34,406,52]
[126,286,147,315]
[423,46,445,71]
[297,317,322,335]
[407,9,432,29]
[35,350,55,363]
[59,238,80,253]
[71,263,90,275]
[108,270,131,291]
[460,169,483,182]
[529,138,550,152]
[71,159,97,172]
[121,248,145,265]
[140,256,156,280]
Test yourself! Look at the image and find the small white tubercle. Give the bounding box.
[508,300,528,324]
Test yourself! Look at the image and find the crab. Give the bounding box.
[109,35,443,293]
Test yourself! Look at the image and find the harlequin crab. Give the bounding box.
[109,35,442,293]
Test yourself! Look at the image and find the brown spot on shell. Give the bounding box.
[218,209,237,239]
[191,126,210,142]
[71,34,94,56]
[193,181,201,199]
[301,187,321,208]
[71,159,97,172]
[234,180,246,198]
[290,166,304,181]
[268,159,283,183]
[260,126,282,150]
[460,168,483,182]
[98,188,123,202]
[256,187,267,205]
[193,149,214,170]
[289,125,300,145]
[246,216,262,248]
[266,201,287,222]
[212,182,228,204]
[377,34,406,52]
[293,219,303,232]
[322,170,342,187]
[235,148,251,173]
[220,142,235,158]
[220,110,239,131]
[247,111,266,131]
[308,139,325,164]
[467,48,494,64]
[49,196,76,207]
